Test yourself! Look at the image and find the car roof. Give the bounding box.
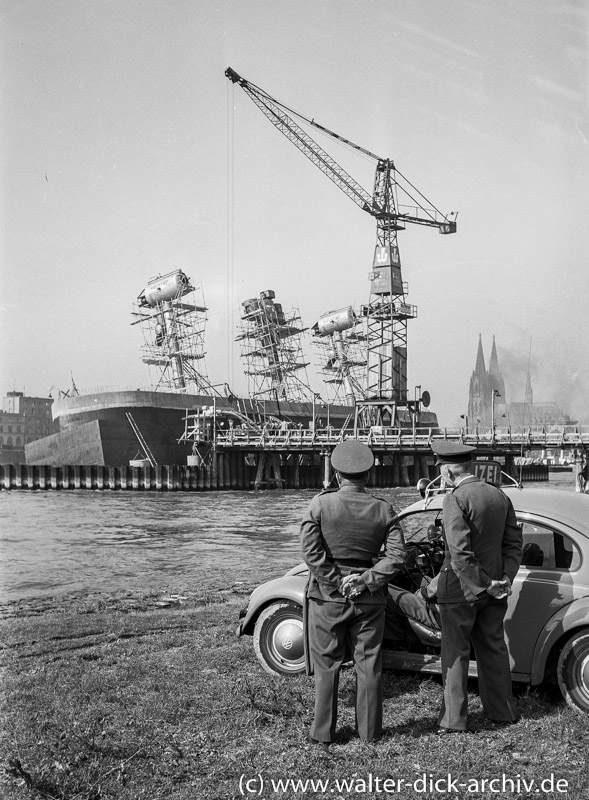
[504,488,588,533]
[401,487,588,534]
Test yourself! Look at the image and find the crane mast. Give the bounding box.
[226,67,456,421]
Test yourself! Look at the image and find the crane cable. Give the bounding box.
[240,74,452,225]
[227,80,235,390]
[241,75,382,161]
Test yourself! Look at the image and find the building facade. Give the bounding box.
[0,392,57,464]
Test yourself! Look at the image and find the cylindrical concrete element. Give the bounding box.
[131,467,140,490]
[94,466,104,490]
[14,465,23,489]
[1,465,13,489]
[322,454,331,489]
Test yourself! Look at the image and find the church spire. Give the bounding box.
[524,338,533,411]
[468,334,488,426]
[474,333,486,375]
[487,335,506,400]
[524,367,533,408]
[489,335,500,379]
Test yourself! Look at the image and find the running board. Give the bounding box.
[382,649,479,678]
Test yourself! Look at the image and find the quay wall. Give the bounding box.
[1,452,437,491]
[0,455,546,492]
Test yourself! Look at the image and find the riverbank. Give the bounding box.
[2,577,588,800]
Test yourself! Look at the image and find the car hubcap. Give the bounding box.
[271,618,304,664]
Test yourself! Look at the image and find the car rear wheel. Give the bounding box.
[557,630,589,715]
[253,601,305,676]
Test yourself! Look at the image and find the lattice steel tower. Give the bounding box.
[131,269,215,394]
[236,289,311,402]
[312,307,367,405]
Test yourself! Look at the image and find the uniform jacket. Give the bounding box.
[300,485,406,604]
[438,476,523,603]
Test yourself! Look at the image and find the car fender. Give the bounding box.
[530,597,589,685]
[237,572,306,637]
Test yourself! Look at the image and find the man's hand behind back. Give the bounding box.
[340,574,364,599]
[485,579,511,600]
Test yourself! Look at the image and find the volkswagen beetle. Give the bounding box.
[237,484,589,715]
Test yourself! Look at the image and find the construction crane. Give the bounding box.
[226,67,457,426]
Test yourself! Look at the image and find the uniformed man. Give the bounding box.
[300,439,406,747]
[431,441,523,733]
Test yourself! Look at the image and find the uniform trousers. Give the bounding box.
[385,586,440,640]
[307,597,384,742]
[438,594,517,730]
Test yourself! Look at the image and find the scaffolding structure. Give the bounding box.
[131,269,215,393]
[312,307,367,405]
[235,290,311,402]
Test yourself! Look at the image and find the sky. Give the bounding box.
[1,0,588,427]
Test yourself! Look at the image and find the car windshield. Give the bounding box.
[397,502,584,575]
[398,508,444,544]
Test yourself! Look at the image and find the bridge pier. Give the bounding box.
[322,453,331,488]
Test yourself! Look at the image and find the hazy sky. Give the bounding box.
[2,0,588,426]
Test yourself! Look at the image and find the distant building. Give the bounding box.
[509,368,573,427]
[467,335,506,428]
[467,337,572,430]
[0,392,58,464]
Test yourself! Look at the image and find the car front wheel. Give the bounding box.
[557,630,589,715]
[253,601,306,676]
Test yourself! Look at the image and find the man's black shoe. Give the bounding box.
[306,735,331,752]
[436,726,467,735]
[487,718,519,727]
[365,727,392,743]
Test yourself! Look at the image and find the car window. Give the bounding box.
[520,521,581,571]
[397,510,443,544]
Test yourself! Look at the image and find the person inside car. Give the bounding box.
[384,573,441,647]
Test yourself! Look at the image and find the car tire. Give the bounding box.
[557,630,589,715]
[253,601,306,676]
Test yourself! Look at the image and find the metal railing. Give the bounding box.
[186,424,589,451]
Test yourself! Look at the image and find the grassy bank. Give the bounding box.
[1,575,588,800]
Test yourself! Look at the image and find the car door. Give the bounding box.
[504,513,584,676]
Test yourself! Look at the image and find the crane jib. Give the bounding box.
[225,66,456,235]
[225,65,457,412]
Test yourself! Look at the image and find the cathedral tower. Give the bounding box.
[467,335,506,428]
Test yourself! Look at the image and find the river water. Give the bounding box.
[0,475,576,604]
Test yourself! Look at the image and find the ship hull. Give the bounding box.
[24,390,353,466]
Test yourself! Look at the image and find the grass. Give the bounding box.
[1,577,588,800]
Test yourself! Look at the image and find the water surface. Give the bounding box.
[0,475,575,603]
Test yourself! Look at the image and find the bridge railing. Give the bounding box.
[202,424,589,450]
